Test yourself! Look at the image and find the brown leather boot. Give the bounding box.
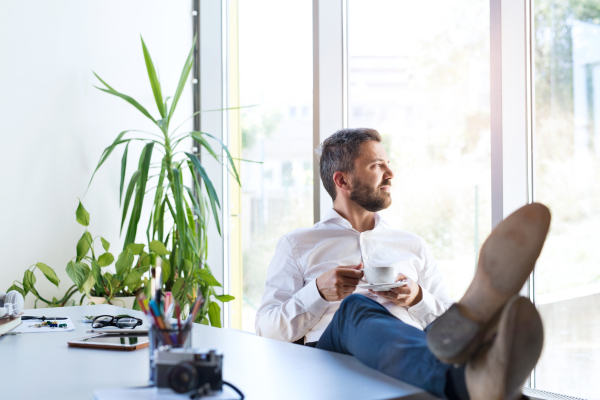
[465,296,544,400]
[427,203,550,364]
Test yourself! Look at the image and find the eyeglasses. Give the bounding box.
[92,315,143,329]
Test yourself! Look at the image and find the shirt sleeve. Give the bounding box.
[407,240,455,328]
[255,235,330,342]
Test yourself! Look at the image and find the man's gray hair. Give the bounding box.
[316,128,382,201]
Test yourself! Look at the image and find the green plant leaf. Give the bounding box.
[119,142,129,206]
[23,270,36,295]
[152,157,167,238]
[146,209,153,244]
[137,264,150,276]
[101,237,110,252]
[7,284,25,297]
[141,36,166,119]
[200,131,241,185]
[184,185,202,218]
[76,231,93,261]
[66,261,86,289]
[91,260,105,297]
[124,269,142,290]
[93,74,158,126]
[171,278,185,300]
[85,130,131,192]
[161,257,171,283]
[200,316,209,325]
[115,249,135,280]
[185,230,200,259]
[185,152,221,209]
[149,240,169,256]
[157,198,166,242]
[190,132,220,162]
[184,197,196,236]
[185,152,221,235]
[102,272,114,295]
[141,251,151,267]
[97,252,115,267]
[75,201,90,226]
[35,263,60,287]
[93,71,116,90]
[208,301,221,328]
[124,142,154,247]
[171,168,188,255]
[126,243,145,255]
[163,96,171,115]
[82,270,95,297]
[214,294,235,302]
[121,170,141,233]
[197,269,221,287]
[167,35,196,127]
[182,259,193,277]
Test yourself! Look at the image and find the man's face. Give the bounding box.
[348,141,394,212]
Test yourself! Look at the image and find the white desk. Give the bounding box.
[0,305,437,400]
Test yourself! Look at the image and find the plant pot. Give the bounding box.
[87,295,136,309]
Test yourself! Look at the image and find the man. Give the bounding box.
[255,128,550,400]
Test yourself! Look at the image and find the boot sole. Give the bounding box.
[427,203,550,364]
[465,296,544,400]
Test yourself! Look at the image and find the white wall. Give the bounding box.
[0,1,193,308]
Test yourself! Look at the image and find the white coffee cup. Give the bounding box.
[363,266,397,284]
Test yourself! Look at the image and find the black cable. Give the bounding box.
[223,381,244,400]
[188,381,244,400]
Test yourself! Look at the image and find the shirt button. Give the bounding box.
[364,255,369,259]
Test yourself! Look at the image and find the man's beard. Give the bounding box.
[349,176,392,212]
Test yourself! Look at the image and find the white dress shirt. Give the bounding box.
[255,208,454,343]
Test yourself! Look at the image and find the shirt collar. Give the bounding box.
[320,208,387,230]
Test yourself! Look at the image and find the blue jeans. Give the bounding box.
[316,294,469,400]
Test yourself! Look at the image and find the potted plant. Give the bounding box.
[7,264,75,308]
[86,36,236,325]
[7,201,152,309]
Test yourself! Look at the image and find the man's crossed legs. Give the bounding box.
[316,203,551,400]
[317,294,469,399]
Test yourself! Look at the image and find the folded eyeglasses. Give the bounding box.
[92,315,143,329]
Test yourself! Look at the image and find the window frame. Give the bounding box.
[215,0,560,390]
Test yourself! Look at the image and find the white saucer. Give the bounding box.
[357,281,408,291]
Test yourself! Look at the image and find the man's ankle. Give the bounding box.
[444,365,469,400]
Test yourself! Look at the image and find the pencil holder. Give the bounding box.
[148,324,192,385]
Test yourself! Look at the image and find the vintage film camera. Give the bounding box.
[155,348,223,394]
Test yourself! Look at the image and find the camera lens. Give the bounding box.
[168,362,199,393]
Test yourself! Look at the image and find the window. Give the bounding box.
[238,0,313,332]
[532,1,600,397]
[348,0,491,300]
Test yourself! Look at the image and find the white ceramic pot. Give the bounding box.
[87,296,136,309]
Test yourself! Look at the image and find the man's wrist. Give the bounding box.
[315,277,326,300]
[409,284,423,307]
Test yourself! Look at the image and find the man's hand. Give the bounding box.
[316,263,364,302]
[369,273,422,307]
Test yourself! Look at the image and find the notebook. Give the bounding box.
[0,315,22,337]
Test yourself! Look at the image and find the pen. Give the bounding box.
[21,316,68,320]
[86,329,149,334]
[176,302,182,344]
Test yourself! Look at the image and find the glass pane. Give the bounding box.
[348,0,491,301]
[238,0,313,333]
[533,2,600,397]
